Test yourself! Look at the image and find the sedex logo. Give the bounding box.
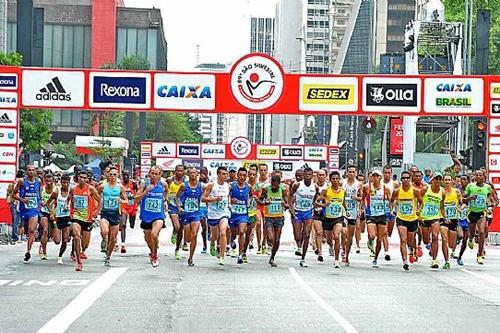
[366,84,417,107]
[36,77,71,101]
[93,76,146,104]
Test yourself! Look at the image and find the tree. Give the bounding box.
[49,141,84,170]
[145,113,203,142]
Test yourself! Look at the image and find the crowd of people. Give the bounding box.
[5,162,498,272]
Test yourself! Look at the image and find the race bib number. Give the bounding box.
[474,195,486,208]
[423,203,439,217]
[326,203,343,218]
[445,204,457,218]
[103,197,119,210]
[345,198,356,211]
[296,198,313,210]
[74,195,88,210]
[231,204,247,215]
[184,197,199,213]
[127,193,134,205]
[370,200,385,215]
[145,198,162,213]
[214,200,227,212]
[268,202,283,215]
[25,196,38,209]
[399,202,413,216]
[460,207,468,220]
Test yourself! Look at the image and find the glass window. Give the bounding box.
[62,25,74,67]
[147,29,157,68]
[51,25,63,67]
[126,28,137,55]
[137,29,148,59]
[73,25,84,68]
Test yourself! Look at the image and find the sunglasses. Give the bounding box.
[401,176,410,179]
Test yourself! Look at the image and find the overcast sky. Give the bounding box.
[125,0,277,71]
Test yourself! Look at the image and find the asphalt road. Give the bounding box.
[1,215,500,333]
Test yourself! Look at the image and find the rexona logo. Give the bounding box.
[230,54,284,110]
[366,84,417,107]
[0,75,17,89]
[36,77,71,101]
[178,145,200,157]
[90,73,150,108]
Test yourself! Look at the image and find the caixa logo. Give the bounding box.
[90,73,150,108]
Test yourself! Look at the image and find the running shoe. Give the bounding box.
[242,253,248,263]
[450,251,457,259]
[70,253,76,262]
[403,263,410,271]
[266,247,271,256]
[430,260,439,269]
[314,248,319,255]
[23,251,31,263]
[230,240,237,250]
[299,260,308,268]
[416,245,423,257]
[367,240,375,253]
[80,252,88,260]
[187,259,194,267]
[385,254,391,261]
[175,250,182,260]
[114,245,119,252]
[152,255,160,268]
[249,241,254,250]
[257,247,263,255]
[230,249,237,258]
[100,239,107,253]
[75,262,83,271]
[210,244,217,256]
[334,260,340,269]
[237,255,243,264]
[468,240,475,249]
[329,245,334,256]
[355,246,361,254]
[409,255,415,264]
[457,258,464,266]
[38,244,43,255]
[425,243,431,250]
[218,257,225,266]
[262,244,267,254]
[269,259,277,267]
[171,232,177,245]
[104,256,111,267]
[443,261,450,270]
[477,256,484,265]
[57,257,63,265]
[372,260,378,268]
[294,248,301,256]
[182,243,188,251]
[121,245,127,254]
[344,259,350,267]
[201,246,207,254]
[318,255,324,262]
[41,254,48,261]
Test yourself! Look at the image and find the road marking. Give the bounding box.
[37,267,128,333]
[461,268,500,286]
[289,267,359,333]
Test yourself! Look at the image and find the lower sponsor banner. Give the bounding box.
[152,142,176,158]
[156,158,183,170]
[0,128,17,145]
[489,137,500,153]
[273,161,293,172]
[183,159,203,170]
[280,146,303,160]
[256,145,280,160]
[201,144,226,159]
[141,158,151,166]
[0,164,16,182]
[177,144,201,158]
[489,154,500,171]
[488,172,500,189]
[304,146,327,161]
[489,118,500,135]
[0,146,17,163]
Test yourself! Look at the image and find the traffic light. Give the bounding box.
[459,148,472,168]
[472,119,487,170]
[362,117,377,134]
[357,149,366,171]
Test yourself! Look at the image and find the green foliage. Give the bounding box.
[0,52,22,66]
[20,109,52,153]
[146,113,203,142]
[50,141,84,169]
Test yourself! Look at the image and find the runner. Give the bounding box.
[176,167,203,266]
[464,170,498,265]
[412,169,426,258]
[289,167,317,268]
[457,175,470,265]
[12,165,43,263]
[167,165,185,254]
[291,168,305,256]
[119,170,138,254]
[440,173,462,268]
[135,166,169,268]
[361,169,391,268]
[199,167,210,254]
[390,171,422,271]
[39,173,59,260]
[260,174,288,267]
[316,171,346,268]
[67,170,101,271]
[243,167,260,261]
[203,166,231,266]
[420,173,446,269]
[98,166,127,266]
[355,172,367,254]
[47,174,72,264]
[342,165,362,263]
[382,165,399,261]
[313,169,328,262]
[255,163,270,254]
[228,167,251,264]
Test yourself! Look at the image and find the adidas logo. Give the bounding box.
[157,146,171,155]
[0,112,12,124]
[36,77,71,101]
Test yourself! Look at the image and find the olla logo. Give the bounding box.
[230,54,284,110]
[230,137,251,159]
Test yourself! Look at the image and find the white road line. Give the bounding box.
[288,267,359,333]
[37,267,128,333]
[461,268,500,286]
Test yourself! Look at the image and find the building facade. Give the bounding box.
[7,0,167,142]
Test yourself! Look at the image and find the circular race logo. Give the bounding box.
[230,53,284,110]
[230,137,251,159]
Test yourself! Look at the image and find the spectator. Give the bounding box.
[423,168,432,184]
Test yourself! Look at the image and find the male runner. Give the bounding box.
[441,173,461,269]
[260,174,288,267]
[290,169,305,256]
[199,167,210,253]
[420,173,446,269]
[120,170,138,253]
[47,174,72,264]
[313,169,328,262]
[229,167,251,264]
[98,166,127,266]
[135,166,168,267]
[167,165,185,252]
[361,169,391,267]
[457,175,470,265]
[40,173,59,260]
[289,167,317,267]
[342,165,362,262]
[12,165,43,263]
[382,165,399,261]
[390,171,422,271]
[317,171,346,268]
[203,166,231,266]
[412,169,426,257]
[243,167,260,261]
[67,170,101,271]
[177,167,203,266]
[464,170,498,265]
[255,163,270,254]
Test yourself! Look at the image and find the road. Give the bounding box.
[1,216,500,333]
